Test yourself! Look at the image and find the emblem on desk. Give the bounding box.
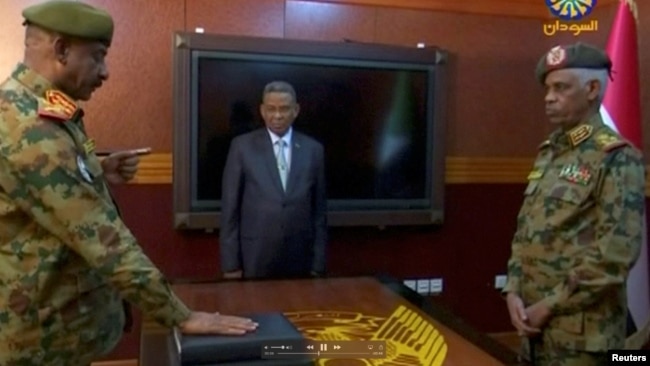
[285,305,448,365]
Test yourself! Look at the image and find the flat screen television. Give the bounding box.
[173,33,448,230]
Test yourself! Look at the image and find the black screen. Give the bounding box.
[191,52,434,213]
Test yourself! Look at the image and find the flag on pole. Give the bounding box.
[598,0,649,349]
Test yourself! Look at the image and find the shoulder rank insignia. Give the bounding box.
[595,132,628,152]
[527,169,544,180]
[567,124,593,147]
[559,164,592,185]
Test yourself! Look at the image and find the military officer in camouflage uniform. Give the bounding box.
[0,2,257,365]
[503,42,645,365]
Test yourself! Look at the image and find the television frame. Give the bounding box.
[172,32,448,230]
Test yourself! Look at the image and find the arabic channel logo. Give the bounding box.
[545,0,597,20]
[543,0,599,36]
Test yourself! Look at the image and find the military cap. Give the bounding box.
[22,1,114,45]
[535,42,612,83]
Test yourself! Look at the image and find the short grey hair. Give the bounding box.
[262,81,297,103]
[570,68,609,103]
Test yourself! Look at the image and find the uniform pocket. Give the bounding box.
[552,312,584,335]
[548,181,590,205]
[544,181,594,229]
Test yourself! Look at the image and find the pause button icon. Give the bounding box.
[320,343,327,351]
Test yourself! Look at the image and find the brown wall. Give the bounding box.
[0,0,648,361]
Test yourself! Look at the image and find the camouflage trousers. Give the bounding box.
[520,336,608,366]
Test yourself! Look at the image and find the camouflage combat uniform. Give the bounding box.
[0,64,191,365]
[504,113,645,365]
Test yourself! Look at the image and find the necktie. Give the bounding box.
[276,139,288,190]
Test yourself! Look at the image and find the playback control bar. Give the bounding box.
[261,340,386,359]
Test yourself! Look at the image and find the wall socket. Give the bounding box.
[416,279,430,295]
[430,278,443,293]
[403,280,417,291]
[494,274,508,289]
[403,278,443,295]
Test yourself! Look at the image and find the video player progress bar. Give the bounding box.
[261,340,386,359]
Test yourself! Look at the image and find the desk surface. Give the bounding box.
[140,276,527,366]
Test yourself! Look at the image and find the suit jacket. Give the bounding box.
[220,128,327,279]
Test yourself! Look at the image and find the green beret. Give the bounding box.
[535,42,612,83]
[22,1,114,45]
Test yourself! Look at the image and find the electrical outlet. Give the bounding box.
[403,280,417,291]
[494,274,508,289]
[416,279,430,295]
[430,278,443,294]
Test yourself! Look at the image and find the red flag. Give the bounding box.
[601,0,641,148]
[599,0,649,348]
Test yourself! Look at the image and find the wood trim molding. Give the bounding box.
[132,153,537,185]
[130,153,173,184]
[132,153,650,195]
[91,360,137,366]
[445,156,533,184]
[133,154,538,185]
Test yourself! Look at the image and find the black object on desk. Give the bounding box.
[174,312,312,365]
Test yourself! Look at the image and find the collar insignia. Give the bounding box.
[45,90,77,117]
[38,90,78,122]
[37,103,70,122]
[567,124,593,147]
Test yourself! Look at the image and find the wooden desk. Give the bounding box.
[140,276,528,366]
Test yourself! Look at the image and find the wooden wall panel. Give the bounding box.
[305,0,620,18]
[185,0,285,37]
[308,0,552,18]
[0,0,43,78]
[445,157,533,183]
[374,8,550,157]
[80,0,184,152]
[285,0,376,42]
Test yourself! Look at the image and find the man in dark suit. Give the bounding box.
[220,81,327,279]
